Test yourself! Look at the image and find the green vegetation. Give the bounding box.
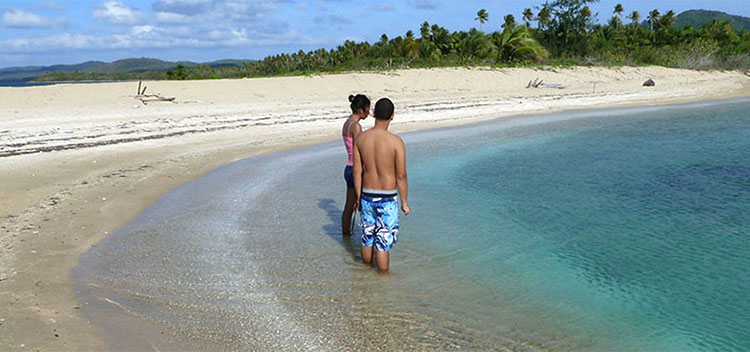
[27,2,750,83]
[29,60,253,82]
[675,10,750,31]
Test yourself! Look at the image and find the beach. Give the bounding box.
[1,66,749,350]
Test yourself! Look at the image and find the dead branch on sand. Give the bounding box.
[527,77,566,89]
[134,80,176,105]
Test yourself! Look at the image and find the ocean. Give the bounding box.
[74,98,750,351]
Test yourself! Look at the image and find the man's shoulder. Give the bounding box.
[387,132,404,145]
[356,129,373,142]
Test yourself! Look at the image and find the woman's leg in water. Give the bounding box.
[341,186,357,236]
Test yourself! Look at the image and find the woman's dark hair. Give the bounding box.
[349,94,370,114]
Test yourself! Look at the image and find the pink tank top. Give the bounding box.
[343,120,354,166]
[343,137,354,166]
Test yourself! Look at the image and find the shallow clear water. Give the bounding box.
[75,98,750,351]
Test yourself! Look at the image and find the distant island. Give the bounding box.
[0,58,251,85]
[2,5,749,85]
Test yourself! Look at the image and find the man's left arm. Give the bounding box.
[395,137,409,215]
[353,140,363,204]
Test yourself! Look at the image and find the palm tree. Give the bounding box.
[628,10,640,25]
[475,9,489,31]
[537,6,551,30]
[458,29,495,59]
[502,14,516,32]
[431,25,451,55]
[405,37,420,59]
[522,8,534,29]
[420,21,431,40]
[614,4,624,18]
[608,16,623,31]
[660,10,675,30]
[492,24,548,62]
[582,6,592,23]
[648,9,660,31]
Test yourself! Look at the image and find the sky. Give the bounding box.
[1,0,748,68]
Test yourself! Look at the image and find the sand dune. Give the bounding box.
[0,66,748,350]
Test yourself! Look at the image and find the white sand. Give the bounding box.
[0,66,748,350]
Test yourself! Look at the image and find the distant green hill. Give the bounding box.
[675,10,750,31]
[0,58,249,84]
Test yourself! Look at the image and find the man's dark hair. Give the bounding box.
[374,98,394,120]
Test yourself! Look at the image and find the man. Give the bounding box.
[352,97,410,273]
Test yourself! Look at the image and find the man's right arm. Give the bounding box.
[395,137,410,215]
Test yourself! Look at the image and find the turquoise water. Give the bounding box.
[406,99,750,350]
[75,99,750,350]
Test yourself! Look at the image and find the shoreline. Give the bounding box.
[1,66,749,350]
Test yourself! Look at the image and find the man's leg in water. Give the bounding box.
[361,246,389,273]
[375,250,389,273]
[361,245,373,265]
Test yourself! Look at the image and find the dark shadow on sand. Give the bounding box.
[317,198,360,261]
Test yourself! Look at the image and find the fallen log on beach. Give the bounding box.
[138,95,176,105]
[527,77,566,89]
[541,83,566,89]
[527,78,543,88]
[134,80,176,105]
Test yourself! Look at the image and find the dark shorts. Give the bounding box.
[343,165,354,188]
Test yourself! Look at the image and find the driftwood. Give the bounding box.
[135,81,175,105]
[527,77,566,89]
[542,83,567,89]
[643,78,656,87]
[527,78,544,88]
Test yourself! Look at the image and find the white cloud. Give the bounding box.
[214,1,276,20]
[39,2,66,11]
[412,0,438,10]
[0,53,32,66]
[154,11,194,24]
[3,9,52,28]
[152,0,282,20]
[372,3,395,12]
[0,25,321,55]
[152,0,285,25]
[315,1,329,11]
[152,0,212,16]
[53,17,69,28]
[314,14,352,26]
[3,33,104,52]
[0,0,319,61]
[93,1,147,25]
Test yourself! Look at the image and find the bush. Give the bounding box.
[677,39,719,70]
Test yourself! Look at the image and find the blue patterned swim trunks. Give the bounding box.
[360,189,399,251]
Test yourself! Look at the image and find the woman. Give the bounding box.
[342,94,370,236]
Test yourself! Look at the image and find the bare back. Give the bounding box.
[355,128,405,190]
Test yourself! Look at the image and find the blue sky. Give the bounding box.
[1,0,748,68]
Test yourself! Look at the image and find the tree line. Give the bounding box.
[36,0,750,82]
